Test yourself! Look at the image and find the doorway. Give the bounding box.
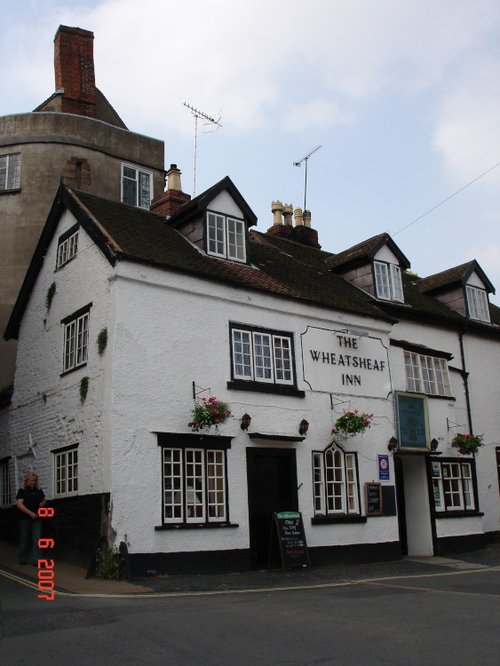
[395,453,435,556]
[246,447,298,569]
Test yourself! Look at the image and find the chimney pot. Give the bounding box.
[166,164,183,192]
[271,200,284,226]
[294,207,303,226]
[303,210,311,228]
[282,203,293,226]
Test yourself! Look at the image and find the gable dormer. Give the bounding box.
[156,175,257,264]
[418,260,495,323]
[327,233,410,304]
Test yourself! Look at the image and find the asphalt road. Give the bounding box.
[1,565,499,665]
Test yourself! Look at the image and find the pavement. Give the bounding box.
[1,539,500,596]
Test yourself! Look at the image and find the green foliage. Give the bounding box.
[97,327,108,355]
[46,282,56,310]
[189,396,231,431]
[451,433,484,455]
[95,547,123,580]
[79,376,89,403]
[333,409,374,438]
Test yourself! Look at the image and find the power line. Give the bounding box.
[393,158,500,237]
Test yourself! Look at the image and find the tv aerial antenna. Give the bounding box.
[293,145,322,212]
[183,102,222,196]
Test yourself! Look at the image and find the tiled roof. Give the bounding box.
[5,184,500,340]
[417,261,476,293]
[327,233,410,271]
[73,189,389,321]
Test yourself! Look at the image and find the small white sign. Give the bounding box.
[301,326,391,397]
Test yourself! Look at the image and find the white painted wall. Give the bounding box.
[0,211,114,497]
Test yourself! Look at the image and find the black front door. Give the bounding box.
[246,447,298,569]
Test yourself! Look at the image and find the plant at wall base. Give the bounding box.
[189,396,231,432]
[451,433,484,455]
[97,327,108,356]
[46,282,56,310]
[79,376,89,403]
[95,547,124,580]
[332,409,374,438]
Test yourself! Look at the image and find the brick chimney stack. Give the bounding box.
[54,25,96,117]
[151,164,191,217]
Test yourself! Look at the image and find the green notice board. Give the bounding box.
[396,393,429,450]
[273,511,309,570]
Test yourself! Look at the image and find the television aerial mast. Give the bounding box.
[293,144,322,212]
[183,102,222,196]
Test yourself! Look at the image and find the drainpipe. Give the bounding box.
[458,330,474,434]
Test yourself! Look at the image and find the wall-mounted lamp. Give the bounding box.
[299,419,309,436]
[240,413,252,431]
[388,436,398,452]
[430,438,439,452]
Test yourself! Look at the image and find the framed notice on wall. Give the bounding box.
[395,392,429,450]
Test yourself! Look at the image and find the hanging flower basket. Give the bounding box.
[332,409,374,438]
[189,396,231,432]
[451,433,484,455]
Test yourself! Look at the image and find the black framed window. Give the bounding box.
[431,458,479,513]
[228,323,304,396]
[312,445,361,518]
[157,433,233,528]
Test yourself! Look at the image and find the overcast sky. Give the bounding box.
[2,0,500,303]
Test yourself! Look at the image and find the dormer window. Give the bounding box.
[466,285,490,323]
[374,261,404,302]
[207,212,246,262]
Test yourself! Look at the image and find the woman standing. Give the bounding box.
[15,472,46,565]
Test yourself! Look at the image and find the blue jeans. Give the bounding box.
[19,519,43,564]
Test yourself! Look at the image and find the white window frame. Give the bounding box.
[207,212,246,262]
[374,261,404,302]
[466,285,490,323]
[53,446,79,496]
[312,446,360,516]
[121,163,153,209]
[56,229,79,269]
[0,153,21,191]
[0,459,11,507]
[404,351,451,396]
[434,460,476,512]
[162,447,227,524]
[62,308,90,373]
[231,326,294,386]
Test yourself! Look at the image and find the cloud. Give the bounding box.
[432,53,500,189]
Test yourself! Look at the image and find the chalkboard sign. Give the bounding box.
[273,511,309,570]
[365,482,383,516]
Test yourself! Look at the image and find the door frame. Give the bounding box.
[246,447,298,568]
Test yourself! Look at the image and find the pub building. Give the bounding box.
[1,173,499,574]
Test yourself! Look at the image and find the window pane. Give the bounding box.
[207,213,225,256]
[253,333,273,381]
[185,449,205,522]
[227,218,245,261]
[207,450,226,520]
[374,262,390,299]
[466,286,490,322]
[312,452,324,513]
[232,329,253,379]
[163,448,183,521]
[138,171,151,209]
[404,351,422,392]
[273,336,293,384]
[390,264,404,302]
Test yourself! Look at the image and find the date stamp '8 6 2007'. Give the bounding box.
[37,506,56,601]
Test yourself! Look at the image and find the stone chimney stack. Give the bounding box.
[151,164,191,217]
[266,201,320,248]
[54,25,96,117]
